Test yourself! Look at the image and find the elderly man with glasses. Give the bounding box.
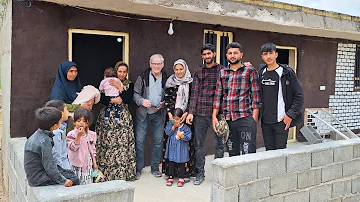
[133,54,168,180]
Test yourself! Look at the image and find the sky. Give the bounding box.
[275,0,360,17]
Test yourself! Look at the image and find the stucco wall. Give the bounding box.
[0,0,12,195]
[9,2,357,160]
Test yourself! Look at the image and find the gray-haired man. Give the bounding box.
[133,54,168,180]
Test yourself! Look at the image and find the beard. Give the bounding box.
[204,57,215,64]
[228,59,241,65]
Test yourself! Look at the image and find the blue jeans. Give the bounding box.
[135,110,165,172]
[194,115,224,175]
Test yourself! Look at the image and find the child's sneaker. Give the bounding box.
[177,178,185,187]
[166,178,173,186]
[104,117,109,125]
[115,118,120,124]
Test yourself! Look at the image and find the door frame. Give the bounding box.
[276,45,298,142]
[68,28,130,65]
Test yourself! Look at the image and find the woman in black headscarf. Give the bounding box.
[50,61,83,104]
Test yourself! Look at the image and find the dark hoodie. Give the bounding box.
[259,64,304,127]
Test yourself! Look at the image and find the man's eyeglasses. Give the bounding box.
[150,63,163,66]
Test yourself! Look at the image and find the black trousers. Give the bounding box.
[261,121,289,150]
[104,103,123,119]
[227,116,257,156]
[169,161,185,179]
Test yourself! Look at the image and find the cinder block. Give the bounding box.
[351,176,360,194]
[334,145,354,163]
[332,179,351,198]
[26,184,36,202]
[298,168,321,189]
[270,173,297,195]
[16,159,27,193]
[342,193,360,202]
[8,163,15,189]
[257,195,284,202]
[258,157,286,179]
[312,149,333,167]
[309,183,332,202]
[212,161,257,187]
[239,178,270,202]
[287,152,311,173]
[9,177,16,202]
[322,163,343,182]
[211,183,239,202]
[16,180,24,202]
[283,190,309,202]
[29,180,135,202]
[343,159,360,177]
[327,198,342,202]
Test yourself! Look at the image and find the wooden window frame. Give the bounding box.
[68,28,130,65]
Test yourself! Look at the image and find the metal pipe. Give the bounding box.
[321,108,358,138]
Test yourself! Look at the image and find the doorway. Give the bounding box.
[68,29,129,87]
[276,45,298,142]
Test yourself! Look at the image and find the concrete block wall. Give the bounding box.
[329,43,360,131]
[8,138,135,202]
[211,139,360,202]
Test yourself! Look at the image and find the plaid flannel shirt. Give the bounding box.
[213,63,261,121]
[188,63,224,117]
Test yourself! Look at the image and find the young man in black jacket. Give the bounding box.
[259,43,304,150]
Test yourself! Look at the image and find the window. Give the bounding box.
[355,45,360,91]
[203,30,233,67]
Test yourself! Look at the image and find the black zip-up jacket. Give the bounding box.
[133,68,168,122]
[259,64,304,127]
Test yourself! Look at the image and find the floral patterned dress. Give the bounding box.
[95,102,136,181]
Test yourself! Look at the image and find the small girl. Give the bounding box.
[67,108,98,185]
[99,67,124,125]
[164,108,192,187]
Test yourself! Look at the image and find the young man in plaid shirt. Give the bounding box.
[212,42,261,156]
[186,44,225,185]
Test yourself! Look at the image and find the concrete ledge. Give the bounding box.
[212,139,360,169]
[8,138,135,202]
[30,181,134,202]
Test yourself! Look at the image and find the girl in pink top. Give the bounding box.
[67,108,97,185]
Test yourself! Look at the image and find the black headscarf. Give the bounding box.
[50,61,83,103]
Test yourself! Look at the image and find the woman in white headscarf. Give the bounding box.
[162,59,195,182]
[66,85,101,132]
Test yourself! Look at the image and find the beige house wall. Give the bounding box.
[0,0,12,195]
